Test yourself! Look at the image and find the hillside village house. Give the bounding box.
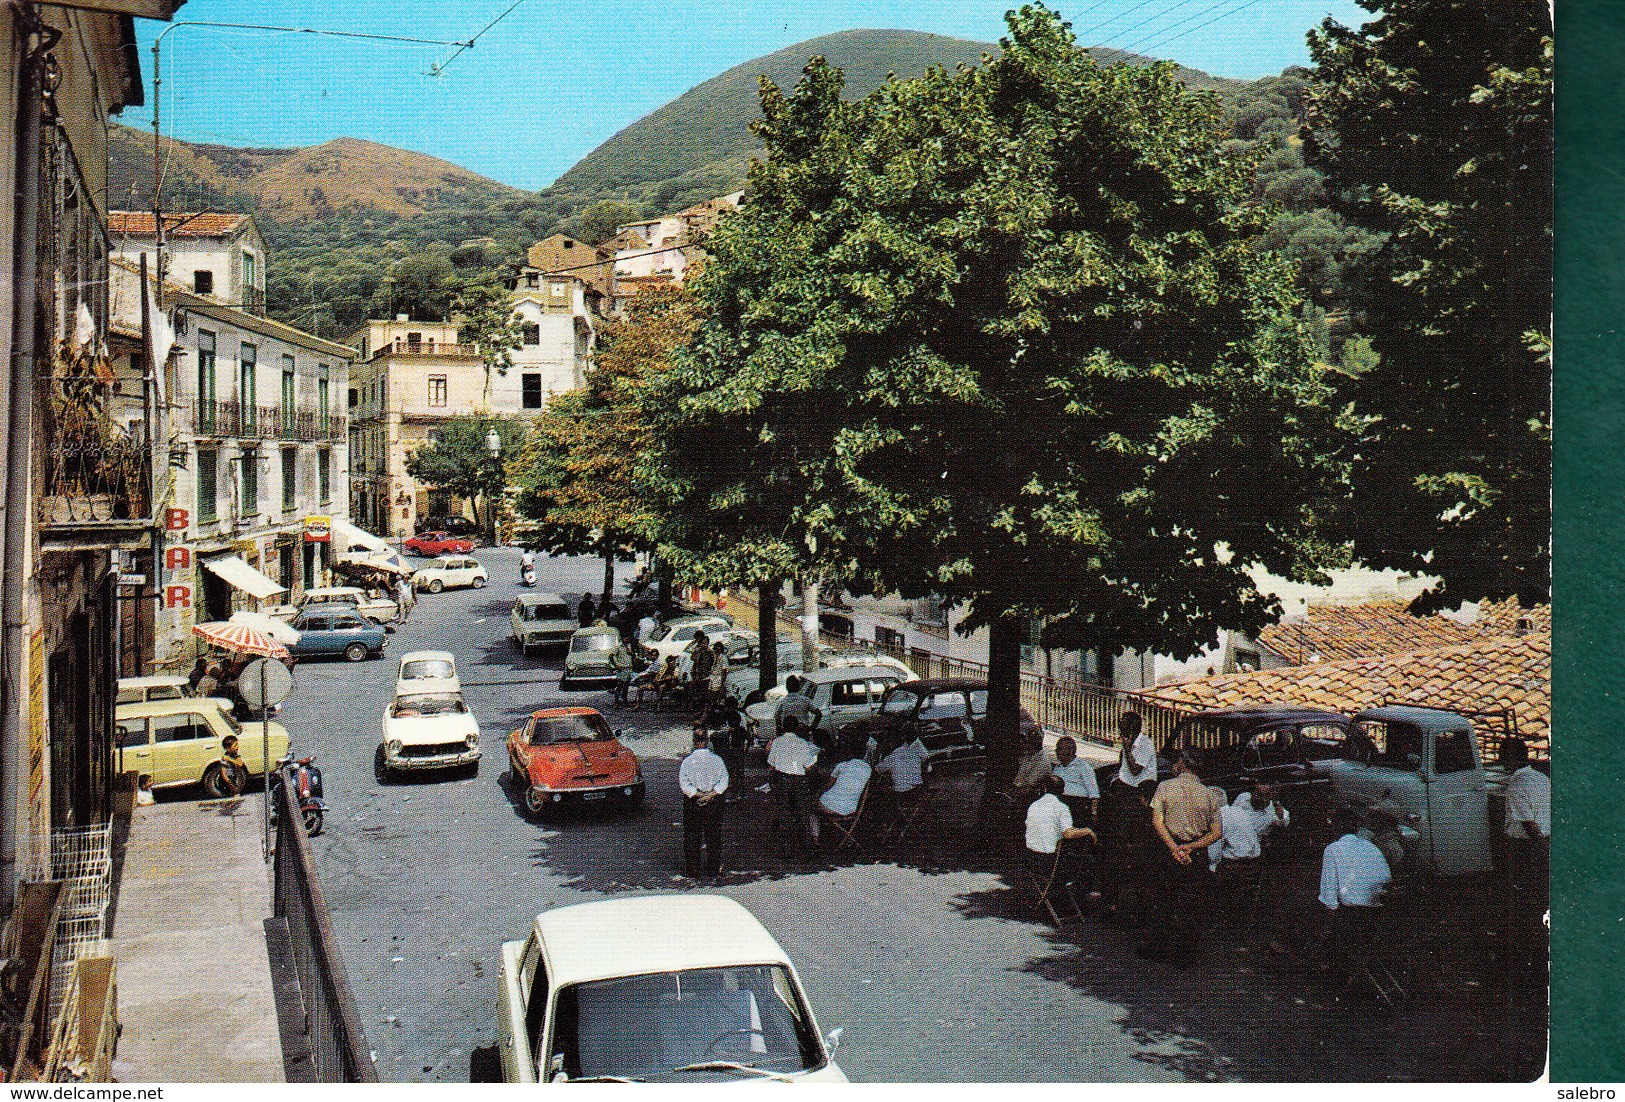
[609,191,742,313]
[108,241,353,668]
[0,0,183,927]
[106,209,268,312]
[525,233,613,306]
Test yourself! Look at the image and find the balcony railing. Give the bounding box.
[191,401,344,442]
[42,370,152,539]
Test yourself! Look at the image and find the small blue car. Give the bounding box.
[288,603,388,662]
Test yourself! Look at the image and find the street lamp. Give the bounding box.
[484,428,502,547]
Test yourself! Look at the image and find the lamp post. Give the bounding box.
[484,427,502,548]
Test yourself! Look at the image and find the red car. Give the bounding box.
[405,530,474,556]
[506,707,644,818]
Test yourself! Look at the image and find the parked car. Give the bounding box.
[505,707,643,818]
[375,692,481,781]
[267,585,397,625]
[745,664,918,745]
[848,678,1042,774]
[405,530,476,557]
[561,626,627,690]
[412,555,489,593]
[1153,705,1350,801]
[116,674,225,708]
[512,593,577,654]
[115,696,289,795]
[286,604,389,662]
[498,894,847,1083]
[640,615,735,666]
[395,650,460,697]
[1318,705,1494,875]
[416,515,479,539]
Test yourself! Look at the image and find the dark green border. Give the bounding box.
[1551,0,1625,1082]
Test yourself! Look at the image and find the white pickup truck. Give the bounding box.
[498,895,846,1084]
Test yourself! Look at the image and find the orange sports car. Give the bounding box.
[506,707,644,818]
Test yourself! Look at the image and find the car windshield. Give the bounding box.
[530,713,614,744]
[1357,720,1427,771]
[391,695,467,718]
[521,603,570,622]
[572,633,619,653]
[217,708,243,735]
[918,692,966,720]
[551,964,822,1082]
[401,659,455,681]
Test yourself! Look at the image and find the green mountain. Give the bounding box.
[553,28,1244,213]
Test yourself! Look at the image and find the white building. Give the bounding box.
[107,210,268,313]
[506,266,596,408]
[610,192,742,313]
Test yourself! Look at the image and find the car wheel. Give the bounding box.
[344,642,369,662]
[524,785,549,819]
[471,576,487,589]
[427,578,444,593]
[374,745,391,784]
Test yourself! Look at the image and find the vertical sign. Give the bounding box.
[26,631,47,877]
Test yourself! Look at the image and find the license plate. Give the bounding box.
[581,791,607,801]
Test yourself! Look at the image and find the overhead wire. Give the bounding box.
[1086,0,1202,56]
[1126,0,1273,57]
[1102,0,1243,59]
[431,0,529,76]
[1071,0,1171,45]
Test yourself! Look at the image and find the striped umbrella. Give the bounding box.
[192,621,292,661]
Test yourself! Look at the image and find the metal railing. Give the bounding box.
[271,771,377,1082]
[191,401,345,442]
[42,372,152,528]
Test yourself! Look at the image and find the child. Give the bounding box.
[136,774,155,807]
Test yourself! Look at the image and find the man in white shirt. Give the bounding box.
[1102,712,1159,925]
[679,728,729,877]
[1115,712,1158,790]
[1052,737,1100,825]
[637,613,660,644]
[1320,809,1392,979]
[818,749,871,819]
[1025,775,1098,906]
[1500,737,1549,904]
[876,734,926,795]
[1210,783,1289,869]
[767,717,820,858]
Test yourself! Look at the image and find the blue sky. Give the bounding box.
[129,0,1372,191]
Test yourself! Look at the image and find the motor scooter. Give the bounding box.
[520,556,537,587]
[270,753,326,836]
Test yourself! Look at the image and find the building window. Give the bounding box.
[521,322,540,346]
[348,387,358,408]
[318,447,331,503]
[875,626,906,652]
[196,330,217,432]
[407,331,422,351]
[281,354,296,434]
[281,448,297,511]
[197,448,218,523]
[193,270,214,295]
[242,251,257,290]
[239,343,256,433]
[522,374,543,409]
[318,364,330,431]
[240,452,258,518]
[428,376,447,407]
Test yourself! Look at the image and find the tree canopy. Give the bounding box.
[404,414,530,514]
[1305,0,1553,610]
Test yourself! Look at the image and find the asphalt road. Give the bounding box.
[276,547,1543,1084]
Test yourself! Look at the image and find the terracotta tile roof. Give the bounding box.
[108,210,251,239]
[1144,631,1550,753]
[1475,597,1551,637]
[1258,599,1484,663]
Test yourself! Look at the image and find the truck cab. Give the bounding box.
[1321,705,1493,875]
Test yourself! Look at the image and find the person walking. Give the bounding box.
[395,575,415,624]
[1142,748,1224,959]
[679,728,729,878]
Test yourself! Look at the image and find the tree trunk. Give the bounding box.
[800,578,820,674]
[602,549,616,605]
[657,559,674,620]
[757,579,780,697]
[983,613,1025,798]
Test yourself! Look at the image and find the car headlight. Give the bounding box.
[466,732,478,748]
[386,739,402,755]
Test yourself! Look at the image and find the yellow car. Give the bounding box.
[115,697,289,797]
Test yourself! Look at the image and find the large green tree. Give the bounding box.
[648,4,1349,782]
[1305,0,1553,610]
[404,415,529,541]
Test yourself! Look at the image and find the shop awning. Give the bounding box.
[332,517,389,555]
[202,555,287,600]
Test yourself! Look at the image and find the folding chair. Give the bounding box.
[1024,848,1084,927]
[818,781,870,853]
[890,777,935,844]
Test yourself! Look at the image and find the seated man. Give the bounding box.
[1209,782,1289,870]
[650,655,682,710]
[873,732,928,832]
[1025,774,1098,906]
[1009,729,1053,802]
[817,747,872,824]
[1051,736,1100,826]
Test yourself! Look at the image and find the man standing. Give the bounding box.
[395,575,415,623]
[1144,748,1224,958]
[679,728,729,877]
[773,675,823,739]
[637,610,660,645]
[688,632,715,708]
[1319,808,1392,983]
[1051,736,1100,826]
[767,716,820,858]
[578,593,596,627]
[1501,738,1550,905]
[1103,712,1159,924]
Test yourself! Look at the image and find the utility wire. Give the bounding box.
[1072,0,1169,45]
[1128,0,1272,57]
[1095,0,1246,62]
[431,0,529,76]
[1086,0,1201,53]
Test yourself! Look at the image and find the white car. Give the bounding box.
[498,895,846,1083]
[267,585,397,624]
[412,555,489,593]
[641,616,734,667]
[512,593,576,654]
[726,647,914,705]
[115,675,233,713]
[375,692,481,780]
[395,650,460,697]
[744,664,918,742]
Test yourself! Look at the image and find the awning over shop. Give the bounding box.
[332,517,389,555]
[202,555,286,600]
